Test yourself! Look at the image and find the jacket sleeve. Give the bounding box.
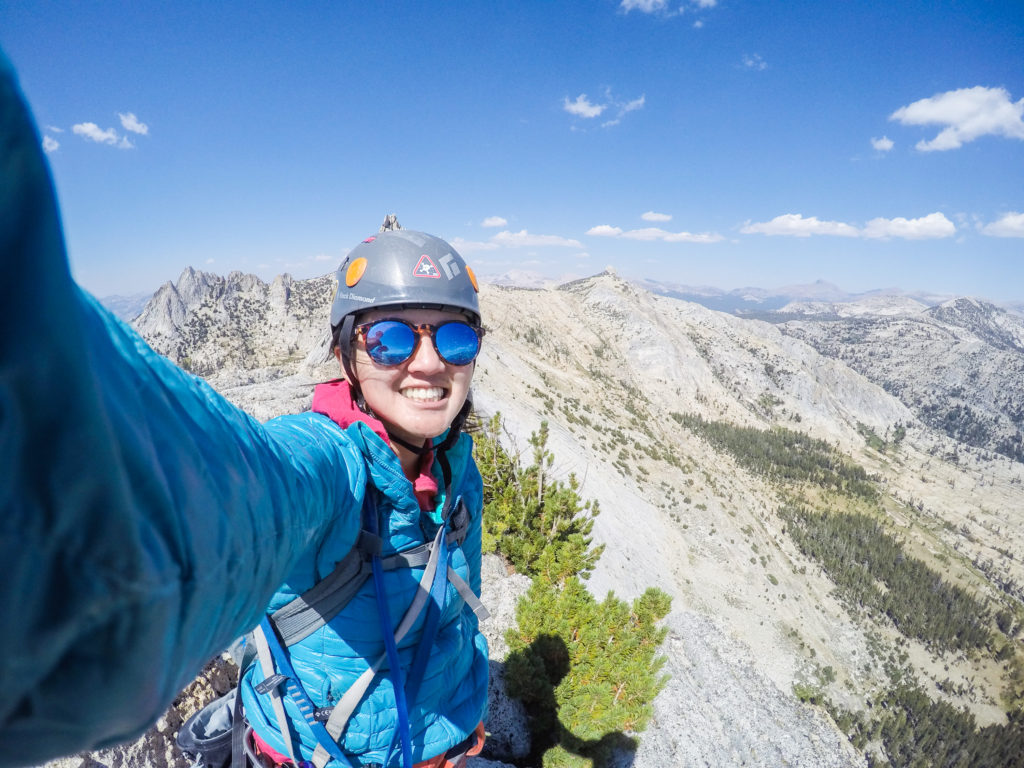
[0,53,363,766]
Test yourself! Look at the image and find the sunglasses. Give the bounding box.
[354,319,485,367]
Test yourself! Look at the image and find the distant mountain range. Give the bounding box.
[475,271,1024,318]
[637,277,971,315]
[102,274,1024,323]
[85,265,1024,768]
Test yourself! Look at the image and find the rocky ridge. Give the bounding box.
[774,296,1024,464]
[51,267,1024,767]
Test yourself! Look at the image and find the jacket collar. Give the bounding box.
[311,379,390,445]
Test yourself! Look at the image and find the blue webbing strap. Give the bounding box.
[366,493,414,768]
[403,527,449,707]
[257,616,356,767]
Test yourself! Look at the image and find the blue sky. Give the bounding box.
[2,1,1023,301]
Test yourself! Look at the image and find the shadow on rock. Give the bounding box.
[491,634,637,768]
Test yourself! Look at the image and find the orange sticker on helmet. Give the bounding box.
[346,258,368,287]
[466,266,480,293]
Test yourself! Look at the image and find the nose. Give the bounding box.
[406,332,447,374]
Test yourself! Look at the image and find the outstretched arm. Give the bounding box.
[0,53,361,766]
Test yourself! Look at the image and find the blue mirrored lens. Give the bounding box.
[365,321,417,365]
[436,322,480,365]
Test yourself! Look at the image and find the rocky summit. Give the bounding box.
[60,268,1024,768]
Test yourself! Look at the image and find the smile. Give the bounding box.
[400,386,447,402]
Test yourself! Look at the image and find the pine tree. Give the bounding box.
[475,414,604,583]
[474,412,671,767]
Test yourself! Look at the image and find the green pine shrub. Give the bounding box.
[474,411,672,767]
[475,414,604,584]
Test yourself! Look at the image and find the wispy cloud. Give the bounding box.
[620,0,715,13]
[42,135,60,153]
[742,212,955,240]
[492,230,584,248]
[71,112,149,149]
[742,53,767,71]
[118,112,149,135]
[481,216,508,228]
[981,212,1024,238]
[563,94,605,119]
[587,224,724,243]
[889,86,1024,151]
[44,125,63,133]
[641,211,672,222]
[73,122,120,145]
[871,136,894,151]
[603,94,646,127]
[620,0,668,12]
[565,89,645,127]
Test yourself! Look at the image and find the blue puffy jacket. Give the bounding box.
[0,53,486,768]
[241,381,487,766]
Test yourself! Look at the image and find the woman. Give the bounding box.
[0,54,486,768]
[239,231,490,768]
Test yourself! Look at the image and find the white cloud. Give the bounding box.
[620,0,668,12]
[45,125,63,133]
[73,122,120,145]
[481,216,508,228]
[889,86,1024,151]
[742,212,955,240]
[871,136,894,151]
[741,214,860,238]
[981,212,1024,238]
[693,19,704,28]
[861,212,956,239]
[118,112,149,135]
[42,136,59,153]
[587,224,724,243]
[587,225,624,237]
[117,136,135,150]
[565,90,644,127]
[742,54,767,71]
[641,211,672,222]
[694,0,717,6]
[492,230,584,248]
[563,94,605,119]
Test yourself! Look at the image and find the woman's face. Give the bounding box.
[339,306,477,447]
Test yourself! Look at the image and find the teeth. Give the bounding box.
[401,387,445,402]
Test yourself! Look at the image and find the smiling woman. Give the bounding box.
[234,229,490,768]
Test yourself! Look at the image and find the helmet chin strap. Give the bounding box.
[388,432,434,456]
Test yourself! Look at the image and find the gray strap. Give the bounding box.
[271,531,381,646]
[447,567,490,621]
[311,525,446,768]
[252,625,300,765]
[272,511,469,647]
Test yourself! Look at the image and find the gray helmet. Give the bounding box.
[329,230,483,438]
[330,230,481,331]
